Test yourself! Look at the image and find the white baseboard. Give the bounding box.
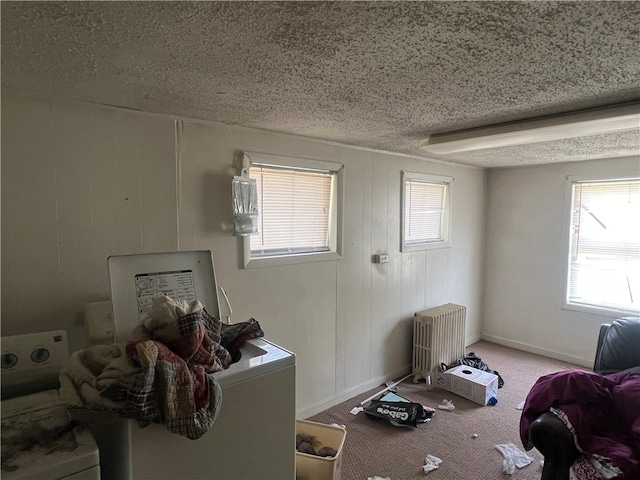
[296,365,412,419]
[481,333,592,368]
[296,334,590,419]
[466,332,482,346]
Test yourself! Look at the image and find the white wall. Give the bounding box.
[1,92,178,347]
[1,90,486,416]
[483,157,640,366]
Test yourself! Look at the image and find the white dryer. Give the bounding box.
[1,331,100,480]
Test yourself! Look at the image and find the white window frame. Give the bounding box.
[401,171,453,252]
[562,174,640,317]
[241,151,344,269]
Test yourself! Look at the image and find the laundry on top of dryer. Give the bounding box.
[59,295,263,439]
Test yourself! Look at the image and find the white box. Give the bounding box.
[435,365,498,406]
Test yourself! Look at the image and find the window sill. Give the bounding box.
[243,251,342,269]
[562,301,640,319]
[401,241,450,253]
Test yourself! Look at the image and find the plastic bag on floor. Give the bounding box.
[495,443,534,474]
[364,400,433,428]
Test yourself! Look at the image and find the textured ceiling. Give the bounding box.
[2,1,640,168]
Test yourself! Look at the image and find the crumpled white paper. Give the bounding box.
[368,477,391,480]
[437,399,455,411]
[495,443,534,474]
[423,454,443,474]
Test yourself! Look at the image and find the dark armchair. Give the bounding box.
[593,317,640,375]
[522,317,640,480]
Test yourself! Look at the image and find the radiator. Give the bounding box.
[412,303,466,383]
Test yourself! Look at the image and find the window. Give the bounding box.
[241,152,343,268]
[401,171,452,252]
[564,177,640,315]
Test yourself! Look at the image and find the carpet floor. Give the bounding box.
[307,340,583,480]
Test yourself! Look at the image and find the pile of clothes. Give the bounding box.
[59,296,263,439]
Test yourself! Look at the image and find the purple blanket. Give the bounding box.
[520,369,640,479]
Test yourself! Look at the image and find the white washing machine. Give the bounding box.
[89,251,297,480]
[1,331,100,480]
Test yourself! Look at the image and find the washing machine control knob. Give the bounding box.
[1,353,18,369]
[31,348,50,363]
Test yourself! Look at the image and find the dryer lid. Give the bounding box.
[108,250,221,343]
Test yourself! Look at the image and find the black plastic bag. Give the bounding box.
[364,400,433,428]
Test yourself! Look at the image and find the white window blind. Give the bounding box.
[405,181,446,244]
[250,165,335,256]
[568,178,640,313]
[402,172,451,251]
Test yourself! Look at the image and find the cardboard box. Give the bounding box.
[435,365,498,406]
[296,420,346,480]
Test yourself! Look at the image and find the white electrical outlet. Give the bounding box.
[373,254,389,264]
[84,301,115,345]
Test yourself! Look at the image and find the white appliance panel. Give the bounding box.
[128,363,296,479]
